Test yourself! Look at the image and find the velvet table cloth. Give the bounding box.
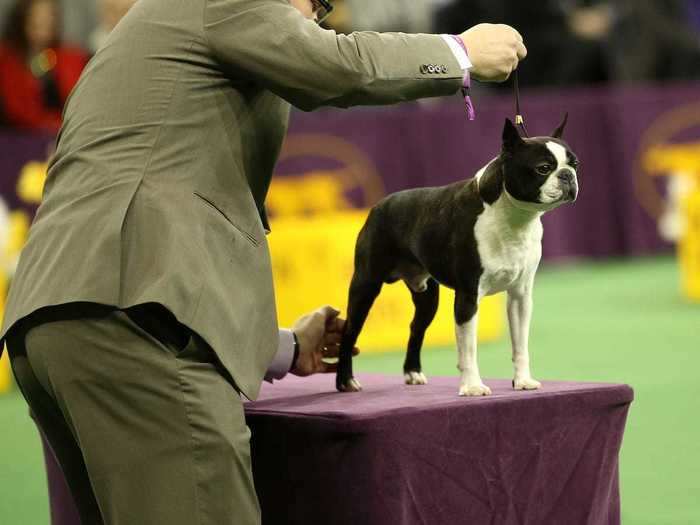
[246,374,633,525]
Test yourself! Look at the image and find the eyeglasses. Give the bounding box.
[311,0,333,25]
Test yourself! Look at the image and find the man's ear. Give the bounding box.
[552,113,569,139]
[503,118,523,150]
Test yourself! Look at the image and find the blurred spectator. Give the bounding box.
[89,0,137,54]
[434,1,610,88]
[434,0,700,88]
[0,0,87,132]
[688,0,700,32]
[607,0,700,83]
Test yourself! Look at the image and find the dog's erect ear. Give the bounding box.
[552,113,569,139]
[502,118,523,150]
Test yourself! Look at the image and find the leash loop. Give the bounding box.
[513,69,529,137]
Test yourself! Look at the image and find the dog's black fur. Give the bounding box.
[336,117,577,392]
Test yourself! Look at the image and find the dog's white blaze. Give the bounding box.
[546,141,567,166]
[538,141,568,204]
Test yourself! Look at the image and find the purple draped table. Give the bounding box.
[39,374,633,525]
[247,374,634,525]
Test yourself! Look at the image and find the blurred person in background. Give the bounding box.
[434,0,610,88]
[607,0,700,83]
[1,0,526,523]
[0,0,87,131]
[688,0,700,31]
[434,0,700,88]
[89,0,137,54]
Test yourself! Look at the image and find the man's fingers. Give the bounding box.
[320,344,360,357]
[326,315,345,333]
[322,343,340,356]
[321,346,359,370]
[315,306,345,332]
[316,305,340,321]
[513,29,524,43]
[515,41,527,60]
[497,70,511,82]
[324,332,342,345]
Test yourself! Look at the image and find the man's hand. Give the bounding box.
[460,24,528,82]
[291,306,359,377]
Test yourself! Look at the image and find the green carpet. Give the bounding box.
[0,389,49,523]
[1,255,698,524]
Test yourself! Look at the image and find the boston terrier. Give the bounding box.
[336,117,578,395]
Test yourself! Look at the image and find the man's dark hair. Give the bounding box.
[312,0,334,25]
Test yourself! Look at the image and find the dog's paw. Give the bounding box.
[458,383,492,397]
[513,377,542,391]
[337,377,363,393]
[404,371,428,385]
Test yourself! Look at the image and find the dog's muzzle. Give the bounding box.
[557,169,579,202]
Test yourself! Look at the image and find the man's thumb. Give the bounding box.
[317,305,341,319]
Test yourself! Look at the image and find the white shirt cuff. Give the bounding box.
[264,329,296,382]
[440,34,472,71]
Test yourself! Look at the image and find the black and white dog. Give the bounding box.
[337,117,578,395]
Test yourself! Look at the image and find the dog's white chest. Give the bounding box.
[473,202,543,297]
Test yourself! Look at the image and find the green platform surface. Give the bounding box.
[1,255,698,524]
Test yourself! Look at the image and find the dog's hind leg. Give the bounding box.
[336,275,382,393]
[404,278,439,385]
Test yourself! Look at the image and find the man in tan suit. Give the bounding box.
[1,0,526,523]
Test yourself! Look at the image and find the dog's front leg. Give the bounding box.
[507,281,542,391]
[455,291,491,396]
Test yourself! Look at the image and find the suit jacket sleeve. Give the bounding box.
[203,0,464,111]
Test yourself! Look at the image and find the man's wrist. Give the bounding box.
[440,34,473,72]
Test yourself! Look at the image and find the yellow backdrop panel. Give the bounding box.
[0,352,10,394]
[680,186,700,301]
[0,273,10,393]
[269,211,504,352]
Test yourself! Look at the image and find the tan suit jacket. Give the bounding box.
[1,0,463,399]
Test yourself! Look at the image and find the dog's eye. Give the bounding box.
[535,165,552,175]
[569,159,579,169]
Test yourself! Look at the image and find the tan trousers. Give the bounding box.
[7,304,261,525]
